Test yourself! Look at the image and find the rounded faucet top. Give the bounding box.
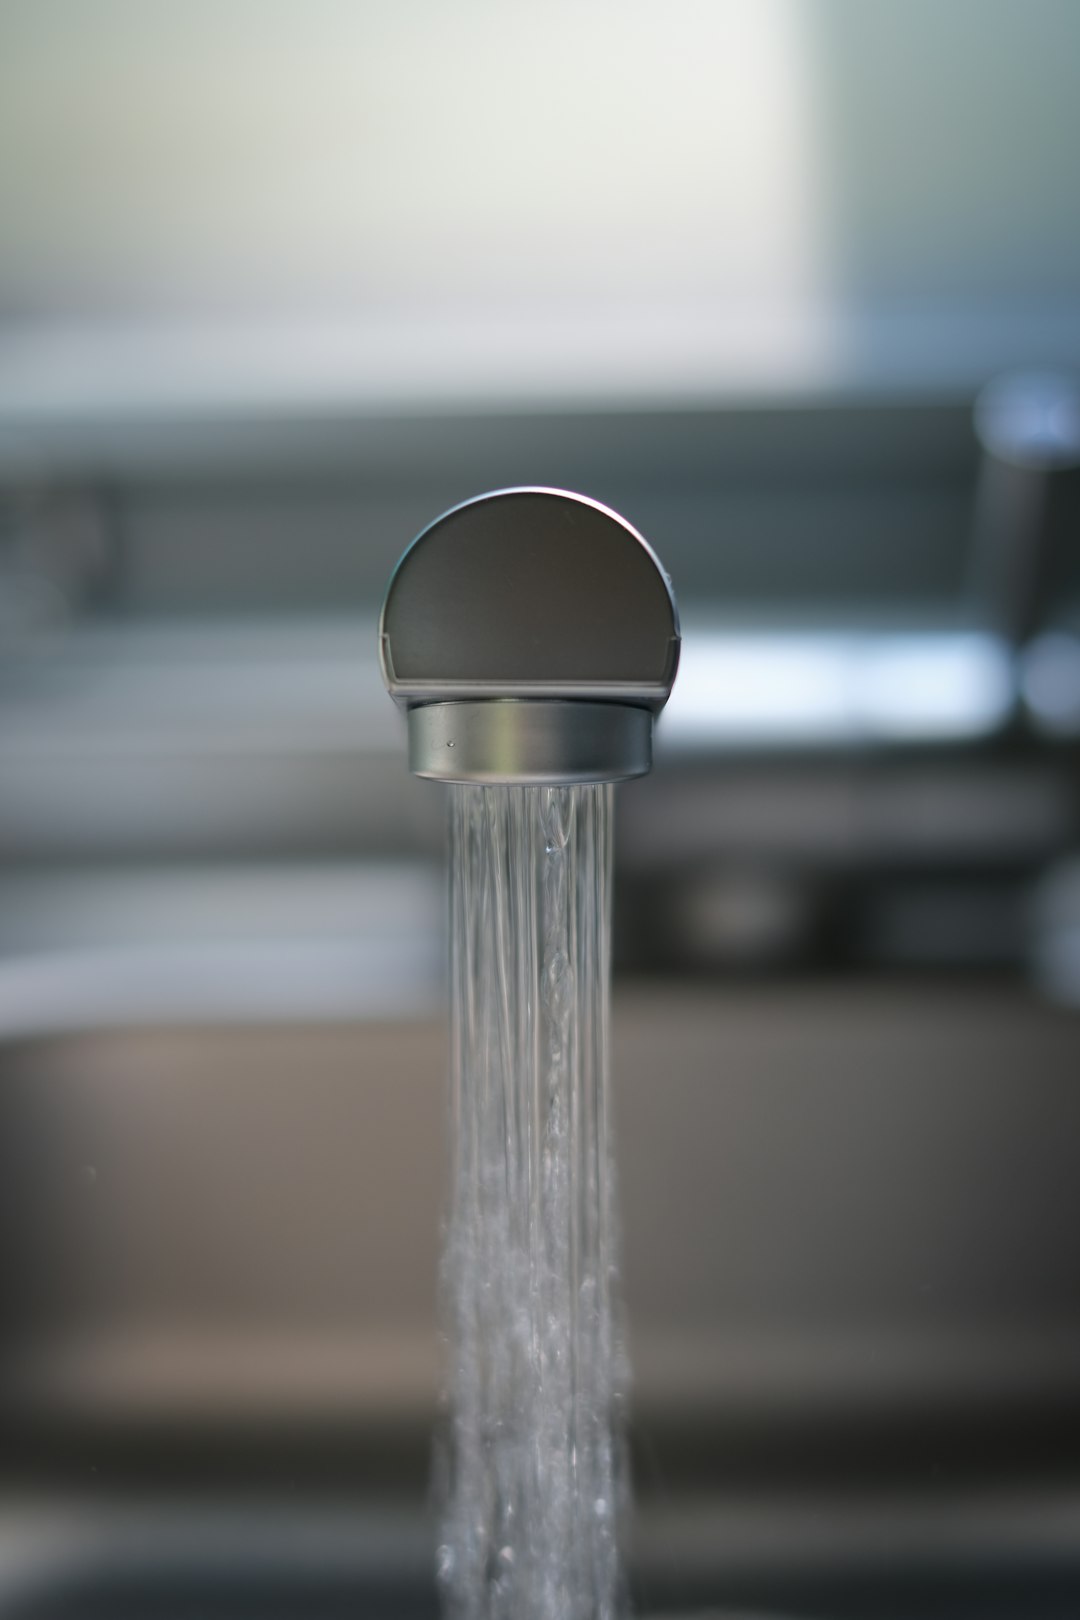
[379,488,679,783]
[380,487,679,709]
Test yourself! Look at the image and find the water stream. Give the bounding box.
[439,782,626,1620]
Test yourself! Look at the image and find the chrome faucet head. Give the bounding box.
[379,487,679,783]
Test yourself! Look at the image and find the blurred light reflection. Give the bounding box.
[661,630,1015,749]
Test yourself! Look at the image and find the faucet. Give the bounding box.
[378,487,680,781]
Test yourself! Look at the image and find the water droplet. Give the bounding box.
[447,740,456,748]
[436,1544,455,1581]
[498,1545,515,1565]
[540,787,574,848]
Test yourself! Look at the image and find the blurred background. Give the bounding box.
[1,1,1080,1615]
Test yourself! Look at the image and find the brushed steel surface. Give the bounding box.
[407,698,652,784]
[380,488,678,782]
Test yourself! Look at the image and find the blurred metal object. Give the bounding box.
[0,445,113,639]
[970,371,1080,646]
[664,866,815,970]
[0,864,443,1040]
[1022,630,1080,736]
[1032,858,1080,1007]
[379,488,679,783]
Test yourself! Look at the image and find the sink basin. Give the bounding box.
[1,982,1080,1616]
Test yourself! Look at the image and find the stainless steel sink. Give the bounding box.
[1,981,1080,1617]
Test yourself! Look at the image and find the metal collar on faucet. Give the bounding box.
[379,487,679,784]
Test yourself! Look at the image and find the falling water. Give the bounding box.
[438,782,626,1620]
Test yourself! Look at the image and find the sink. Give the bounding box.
[1,982,1080,1616]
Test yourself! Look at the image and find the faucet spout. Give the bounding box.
[379,487,679,783]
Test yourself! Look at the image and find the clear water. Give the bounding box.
[438,783,626,1620]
